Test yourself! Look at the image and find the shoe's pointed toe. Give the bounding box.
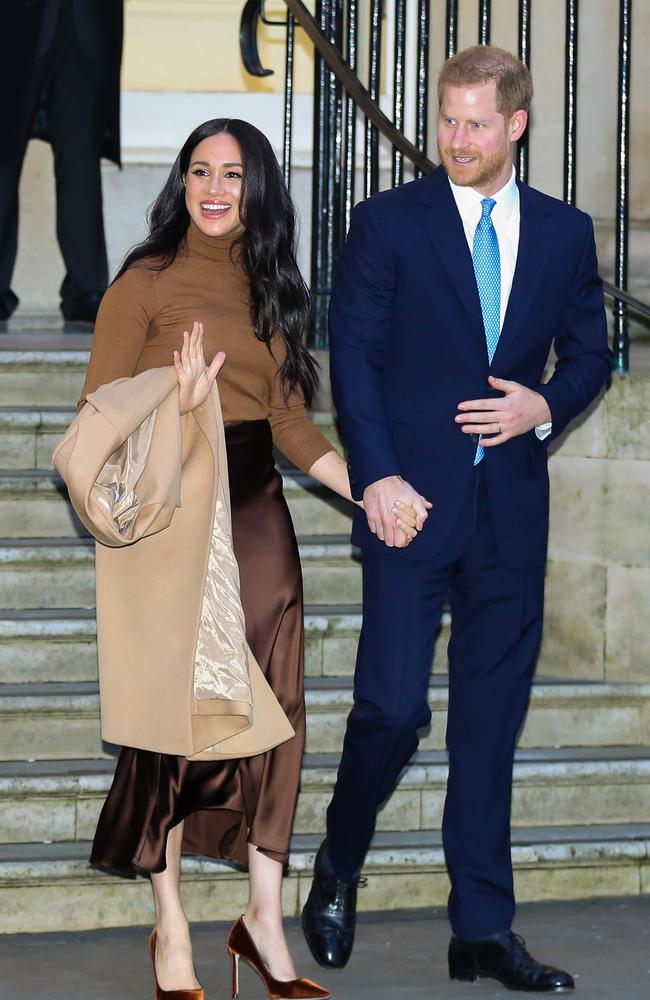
[300,979,332,999]
[274,978,332,999]
[541,966,575,992]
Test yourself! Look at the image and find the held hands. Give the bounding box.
[173,321,226,415]
[455,375,551,446]
[363,476,432,549]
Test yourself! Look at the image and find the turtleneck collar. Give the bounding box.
[185,220,246,262]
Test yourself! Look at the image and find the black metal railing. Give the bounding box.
[240,0,649,370]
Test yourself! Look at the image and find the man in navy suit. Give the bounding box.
[302,46,612,992]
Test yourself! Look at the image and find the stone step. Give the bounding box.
[0,407,342,471]
[0,537,361,610]
[0,606,386,684]
[1,748,650,847]
[0,470,352,538]
[1,678,648,762]
[0,610,98,684]
[0,352,88,408]
[0,409,72,470]
[0,539,96,611]
[1,823,649,933]
[308,678,650,754]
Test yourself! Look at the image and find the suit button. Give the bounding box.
[469,433,479,443]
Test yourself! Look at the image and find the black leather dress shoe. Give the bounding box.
[449,931,575,992]
[301,840,362,969]
[61,292,103,324]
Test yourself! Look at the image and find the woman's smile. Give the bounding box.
[199,200,232,220]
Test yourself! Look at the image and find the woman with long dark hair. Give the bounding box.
[78,118,424,999]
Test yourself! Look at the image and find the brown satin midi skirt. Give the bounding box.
[90,420,305,873]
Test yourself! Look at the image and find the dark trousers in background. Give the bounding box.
[0,2,108,316]
[326,466,545,940]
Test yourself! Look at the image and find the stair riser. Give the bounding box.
[0,638,98,684]
[0,713,108,761]
[310,624,449,678]
[0,564,96,611]
[0,559,361,609]
[0,426,342,471]
[0,856,645,934]
[3,773,650,845]
[0,371,85,408]
[0,497,86,539]
[1,693,648,761]
[5,634,363,684]
[0,431,63,471]
[305,700,650,755]
[0,490,353,539]
[0,621,451,684]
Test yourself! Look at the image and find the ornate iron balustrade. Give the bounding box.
[240,0,648,370]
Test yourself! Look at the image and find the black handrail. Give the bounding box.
[602,283,650,318]
[240,0,649,340]
[241,0,435,175]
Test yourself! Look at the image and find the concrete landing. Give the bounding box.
[1,897,649,999]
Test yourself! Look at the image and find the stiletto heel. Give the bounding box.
[229,948,240,998]
[226,916,331,1000]
[149,929,206,1000]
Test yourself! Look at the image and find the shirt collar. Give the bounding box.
[448,165,518,224]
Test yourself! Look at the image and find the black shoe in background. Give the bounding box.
[301,840,363,969]
[61,292,103,325]
[449,930,575,992]
[0,290,19,321]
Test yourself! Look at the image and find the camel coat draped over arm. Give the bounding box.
[53,366,294,761]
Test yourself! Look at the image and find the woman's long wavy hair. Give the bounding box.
[115,118,318,404]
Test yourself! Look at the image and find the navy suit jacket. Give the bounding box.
[329,167,613,570]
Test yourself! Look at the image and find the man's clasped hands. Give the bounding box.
[363,372,552,550]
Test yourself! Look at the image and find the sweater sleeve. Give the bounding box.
[268,365,334,474]
[77,266,156,410]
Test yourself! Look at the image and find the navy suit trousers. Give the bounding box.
[326,466,545,939]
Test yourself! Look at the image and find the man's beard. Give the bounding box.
[438,143,510,188]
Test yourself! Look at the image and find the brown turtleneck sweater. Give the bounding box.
[78,223,333,473]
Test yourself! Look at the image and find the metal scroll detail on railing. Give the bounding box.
[240,0,434,174]
[240,0,647,368]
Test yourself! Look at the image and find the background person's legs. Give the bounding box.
[48,5,108,319]
[0,56,50,320]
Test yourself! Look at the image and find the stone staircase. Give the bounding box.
[0,323,649,934]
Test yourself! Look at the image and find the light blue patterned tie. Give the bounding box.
[472,197,500,465]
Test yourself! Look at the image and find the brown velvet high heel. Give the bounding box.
[226,917,331,1000]
[148,929,205,1000]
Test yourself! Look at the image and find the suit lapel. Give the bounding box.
[493,181,554,364]
[416,169,487,353]
[416,171,555,362]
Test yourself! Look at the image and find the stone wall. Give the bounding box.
[540,375,650,681]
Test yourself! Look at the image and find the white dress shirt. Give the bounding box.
[448,167,552,440]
